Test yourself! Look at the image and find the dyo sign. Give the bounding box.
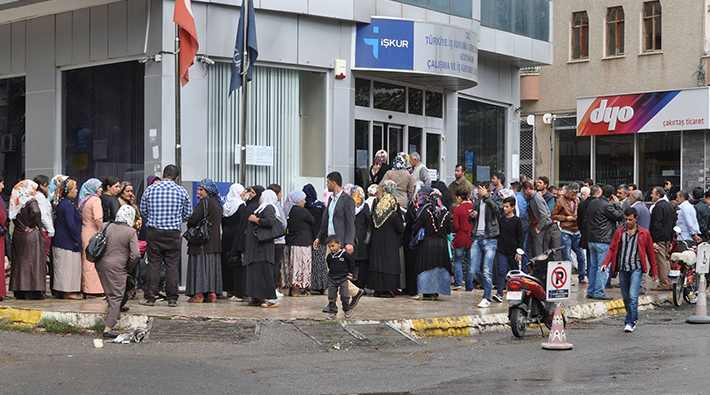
[589,100,634,131]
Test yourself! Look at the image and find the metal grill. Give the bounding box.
[520,123,534,180]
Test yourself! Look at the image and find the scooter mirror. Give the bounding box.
[516,248,525,256]
[673,226,682,234]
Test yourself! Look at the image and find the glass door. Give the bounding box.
[387,125,403,160]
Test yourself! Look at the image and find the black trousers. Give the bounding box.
[327,275,350,313]
[355,259,369,289]
[146,228,181,302]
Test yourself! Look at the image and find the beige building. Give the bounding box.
[521,0,710,194]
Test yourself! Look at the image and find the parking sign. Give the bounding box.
[546,261,571,301]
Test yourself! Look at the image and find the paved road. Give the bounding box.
[0,305,707,394]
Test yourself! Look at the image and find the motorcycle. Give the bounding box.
[505,247,564,338]
[669,227,698,306]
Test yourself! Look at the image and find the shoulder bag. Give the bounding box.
[182,199,211,245]
[86,222,112,263]
[255,211,287,242]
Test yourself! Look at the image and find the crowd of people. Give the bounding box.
[1,153,707,336]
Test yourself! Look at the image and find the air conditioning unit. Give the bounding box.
[0,134,17,153]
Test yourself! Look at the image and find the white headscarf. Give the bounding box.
[223,183,246,217]
[283,190,307,217]
[115,204,136,226]
[255,189,286,224]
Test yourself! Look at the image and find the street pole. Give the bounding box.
[239,0,249,186]
[175,23,182,184]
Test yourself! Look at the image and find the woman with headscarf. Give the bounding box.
[49,174,68,210]
[118,181,142,231]
[411,190,453,300]
[51,178,83,300]
[402,183,433,296]
[350,186,372,289]
[431,180,454,211]
[9,180,47,300]
[380,154,414,207]
[185,179,223,303]
[231,185,264,300]
[244,189,280,308]
[303,184,328,294]
[95,205,140,339]
[282,190,314,296]
[369,149,391,185]
[78,178,105,298]
[221,183,246,299]
[398,152,413,174]
[368,180,405,297]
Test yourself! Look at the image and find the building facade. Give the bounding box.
[523,0,710,193]
[0,0,552,197]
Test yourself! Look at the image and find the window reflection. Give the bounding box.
[458,98,506,183]
[425,91,443,118]
[639,132,679,195]
[595,135,634,188]
[556,129,590,184]
[373,81,405,113]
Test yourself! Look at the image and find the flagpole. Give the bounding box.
[239,0,249,186]
[175,23,182,183]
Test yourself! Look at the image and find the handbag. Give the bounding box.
[182,199,211,245]
[409,227,425,250]
[86,222,112,263]
[255,215,287,242]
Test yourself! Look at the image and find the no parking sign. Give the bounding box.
[546,261,571,301]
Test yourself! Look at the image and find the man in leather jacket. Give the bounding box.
[585,185,624,300]
[468,181,502,308]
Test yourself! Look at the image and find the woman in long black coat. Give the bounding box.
[244,189,280,308]
[369,181,405,297]
[351,186,371,288]
[303,184,328,293]
[221,183,246,299]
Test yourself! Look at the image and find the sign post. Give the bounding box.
[687,243,710,324]
[542,261,573,350]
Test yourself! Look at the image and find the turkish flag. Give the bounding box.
[174,0,199,86]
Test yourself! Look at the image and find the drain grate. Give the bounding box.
[147,319,257,343]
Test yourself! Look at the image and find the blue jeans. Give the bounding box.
[561,232,587,281]
[496,253,517,296]
[453,247,469,287]
[468,237,497,301]
[588,242,610,298]
[619,269,642,327]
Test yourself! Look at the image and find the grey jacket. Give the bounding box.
[469,193,503,239]
[528,192,553,231]
[317,191,356,246]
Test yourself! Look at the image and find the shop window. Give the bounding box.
[355,78,370,108]
[373,81,405,113]
[408,127,422,154]
[354,120,370,188]
[639,132,679,197]
[458,98,506,183]
[64,62,145,197]
[571,11,589,60]
[606,6,624,56]
[555,129,590,185]
[595,135,634,188]
[408,88,423,115]
[425,91,443,118]
[643,1,662,52]
[0,77,25,195]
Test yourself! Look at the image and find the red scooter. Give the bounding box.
[505,247,564,338]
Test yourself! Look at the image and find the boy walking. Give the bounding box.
[493,197,524,302]
[325,235,355,319]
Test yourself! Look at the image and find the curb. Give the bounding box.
[0,293,672,339]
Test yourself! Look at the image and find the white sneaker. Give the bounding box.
[624,324,634,333]
[276,289,284,298]
[477,299,491,308]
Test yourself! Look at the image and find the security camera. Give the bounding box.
[197,55,215,65]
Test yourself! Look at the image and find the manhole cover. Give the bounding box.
[148,319,257,343]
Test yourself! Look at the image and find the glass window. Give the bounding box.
[555,130,590,185]
[408,127,422,154]
[355,78,370,108]
[300,71,326,178]
[495,0,513,32]
[595,135,634,188]
[425,91,443,118]
[64,62,145,197]
[513,0,530,37]
[481,0,550,41]
[639,132,680,196]
[354,120,370,188]
[388,126,403,161]
[606,6,624,56]
[373,81,405,113]
[398,0,427,7]
[373,124,384,152]
[451,0,472,18]
[0,77,25,195]
[408,88,423,115]
[572,11,589,60]
[643,1,662,51]
[531,0,550,41]
[426,133,440,171]
[427,0,449,13]
[458,98,506,183]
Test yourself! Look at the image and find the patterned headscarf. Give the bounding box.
[199,178,220,200]
[78,178,101,210]
[398,152,413,173]
[223,183,246,217]
[409,185,433,220]
[429,189,444,212]
[114,204,136,226]
[49,174,68,207]
[426,189,448,226]
[391,155,406,170]
[9,180,38,220]
[372,149,388,175]
[352,186,366,215]
[52,179,77,216]
[367,183,382,198]
[303,184,324,209]
[283,190,307,217]
[372,189,398,229]
[342,183,355,196]
[382,179,397,195]
[323,188,333,207]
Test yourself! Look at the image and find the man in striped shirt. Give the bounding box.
[602,207,657,333]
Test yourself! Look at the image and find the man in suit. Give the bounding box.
[314,172,365,309]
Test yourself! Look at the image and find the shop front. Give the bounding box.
[554,87,710,194]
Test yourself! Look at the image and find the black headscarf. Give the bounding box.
[431,180,453,211]
[303,184,324,209]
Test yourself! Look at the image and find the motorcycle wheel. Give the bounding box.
[510,307,527,339]
[672,280,683,307]
[683,276,698,305]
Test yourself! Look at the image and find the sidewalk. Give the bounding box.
[1,277,673,338]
